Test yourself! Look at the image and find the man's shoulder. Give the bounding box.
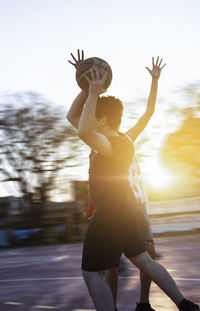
[118,132,135,150]
[107,132,133,142]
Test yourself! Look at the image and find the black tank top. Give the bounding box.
[88,132,137,212]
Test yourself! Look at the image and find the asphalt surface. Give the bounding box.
[0,234,199,311]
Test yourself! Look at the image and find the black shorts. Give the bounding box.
[82,207,146,272]
[137,203,154,245]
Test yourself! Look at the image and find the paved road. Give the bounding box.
[148,197,200,234]
[0,234,199,311]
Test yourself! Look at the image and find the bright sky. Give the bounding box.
[1,0,200,104]
[1,0,200,198]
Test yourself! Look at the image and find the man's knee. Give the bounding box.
[82,269,101,284]
[82,269,91,281]
[128,250,154,271]
[146,244,156,260]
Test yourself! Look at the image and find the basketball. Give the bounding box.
[76,57,112,92]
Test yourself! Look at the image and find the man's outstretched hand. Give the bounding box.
[85,69,108,96]
[68,49,84,69]
[146,56,166,80]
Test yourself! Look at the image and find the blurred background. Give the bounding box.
[0,0,199,247]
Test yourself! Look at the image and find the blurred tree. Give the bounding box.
[162,116,200,177]
[161,84,200,178]
[0,92,82,228]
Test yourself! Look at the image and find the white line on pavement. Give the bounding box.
[0,255,69,268]
[0,276,199,282]
[161,246,200,252]
[34,305,57,309]
[53,255,69,261]
[4,302,24,305]
[0,246,200,265]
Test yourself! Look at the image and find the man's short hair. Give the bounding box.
[95,96,123,130]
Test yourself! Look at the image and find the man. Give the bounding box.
[87,156,156,311]
[66,50,199,311]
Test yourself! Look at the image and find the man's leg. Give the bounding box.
[128,251,184,306]
[105,268,118,309]
[135,253,199,310]
[139,244,156,304]
[104,245,156,310]
[104,244,156,310]
[82,269,115,311]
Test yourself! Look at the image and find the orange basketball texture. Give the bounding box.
[76,57,112,92]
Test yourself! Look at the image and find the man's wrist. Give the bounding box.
[152,77,159,82]
[79,90,88,98]
[88,90,99,99]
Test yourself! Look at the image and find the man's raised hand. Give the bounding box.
[85,69,108,95]
[145,56,166,80]
[68,49,84,69]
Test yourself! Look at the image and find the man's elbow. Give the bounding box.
[66,112,71,122]
[77,129,91,139]
[149,110,154,117]
[77,130,86,139]
[66,113,74,126]
[146,109,154,117]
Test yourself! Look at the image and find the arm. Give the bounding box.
[78,69,113,156]
[66,91,87,129]
[66,49,87,129]
[126,56,166,142]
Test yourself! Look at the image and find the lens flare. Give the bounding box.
[143,157,175,189]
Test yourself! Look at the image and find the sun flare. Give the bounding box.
[143,157,175,189]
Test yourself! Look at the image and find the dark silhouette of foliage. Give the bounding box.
[0,92,81,227]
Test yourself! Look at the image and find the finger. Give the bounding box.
[90,69,95,80]
[95,68,100,80]
[145,67,151,74]
[81,50,84,60]
[158,58,163,67]
[84,75,90,82]
[156,56,159,66]
[101,70,108,82]
[68,60,76,67]
[161,63,166,69]
[77,49,80,60]
[71,53,77,62]
[152,57,154,67]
